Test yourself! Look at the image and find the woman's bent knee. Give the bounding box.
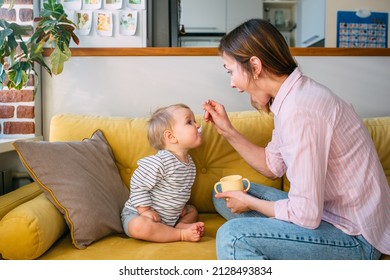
[216,220,239,259]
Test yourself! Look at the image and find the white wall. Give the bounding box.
[41,55,390,139]
[42,56,250,138]
[2,54,390,181]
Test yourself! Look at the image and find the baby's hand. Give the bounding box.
[141,209,161,223]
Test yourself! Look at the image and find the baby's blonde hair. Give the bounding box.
[147,103,190,150]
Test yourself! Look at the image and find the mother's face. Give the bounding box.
[222,53,272,112]
[222,53,250,94]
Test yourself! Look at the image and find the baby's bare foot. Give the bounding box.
[179,222,204,242]
[177,222,205,237]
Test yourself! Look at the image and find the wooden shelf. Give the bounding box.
[43,47,219,57]
[42,47,390,57]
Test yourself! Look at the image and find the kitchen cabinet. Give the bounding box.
[180,0,227,34]
[180,0,325,47]
[296,0,325,47]
[263,0,297,46]
[180,0,263,34]
[263,0,325,47]
[226,0,263,32]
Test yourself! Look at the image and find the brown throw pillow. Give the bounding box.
[13,130,129,249]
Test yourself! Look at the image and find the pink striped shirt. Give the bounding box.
[266,68,390,254]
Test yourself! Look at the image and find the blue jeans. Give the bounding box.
[213,183,382,260]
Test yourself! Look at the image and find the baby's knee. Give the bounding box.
[128,217,152,238]
[186,204,198,215]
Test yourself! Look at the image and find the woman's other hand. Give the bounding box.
[215,190,275,217]
[215,190,251,214]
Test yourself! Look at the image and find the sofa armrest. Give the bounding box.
[0,183,42,220]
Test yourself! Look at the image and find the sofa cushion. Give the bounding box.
[13,130,129,249]
[363,117,390,186]
[0,193,66,260]
[189,111,280,211]
[38,213,225,260]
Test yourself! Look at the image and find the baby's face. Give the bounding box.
[170,108,203,149]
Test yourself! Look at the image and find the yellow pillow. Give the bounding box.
[0,193,66,260]
[0,183,42,220]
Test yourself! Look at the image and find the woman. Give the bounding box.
[203,19,390,260]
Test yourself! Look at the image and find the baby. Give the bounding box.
[121,104,204,242]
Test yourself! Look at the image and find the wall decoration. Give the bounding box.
[104,0,123,10]
[126,0,145,10]
[39,0,147,47]
[119,10,137,35]
[83,0,102,10]
[75,10,93,35]
[63,0,82,10]
[337,11,388,48]
[96,11,113,36]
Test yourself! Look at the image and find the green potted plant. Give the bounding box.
[0,0,79,91]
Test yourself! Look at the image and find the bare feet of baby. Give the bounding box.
[177,222,205,242]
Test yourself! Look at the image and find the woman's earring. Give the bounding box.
[254,75,258,80]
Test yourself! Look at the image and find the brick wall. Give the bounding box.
[0,0,35,137]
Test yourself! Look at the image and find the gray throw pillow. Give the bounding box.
[13,130,129,249]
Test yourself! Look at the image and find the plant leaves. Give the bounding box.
[30,45,52,76]
[8,23,30,37]
[42,0,65,19]
[6,64,30,90]
[0,0,15,9]
[0,65,5,87]
[0,28,13,46]
[49,45,71,75]
[71,32,80,45]
[1,0,78,90]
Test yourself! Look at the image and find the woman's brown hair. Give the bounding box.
[218,18,297,79]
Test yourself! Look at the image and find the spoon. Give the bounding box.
[198,114,204,134]
[198,100,210,134]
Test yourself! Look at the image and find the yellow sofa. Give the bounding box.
[0,111,389,260]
